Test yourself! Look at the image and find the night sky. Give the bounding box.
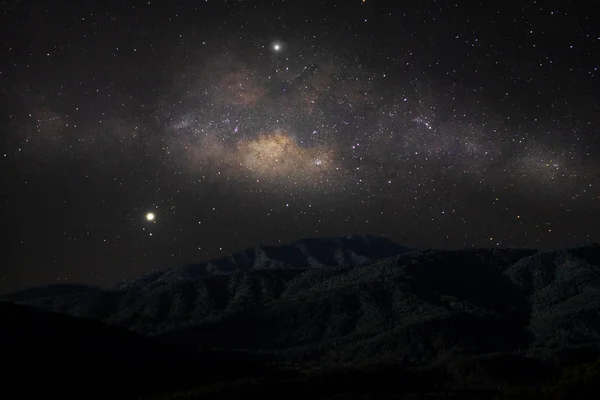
[2,0,599,293]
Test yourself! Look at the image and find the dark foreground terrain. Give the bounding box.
[3,235,600,398]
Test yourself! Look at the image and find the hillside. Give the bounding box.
[4,236,600,397]
[0,302,286,398]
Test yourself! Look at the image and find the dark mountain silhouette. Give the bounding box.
[0,301,287,398]
[0,283,99,301]
[4,236,600,398]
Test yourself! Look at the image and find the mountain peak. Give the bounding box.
[168,235,412,280]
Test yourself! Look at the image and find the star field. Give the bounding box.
[1,0,599,292]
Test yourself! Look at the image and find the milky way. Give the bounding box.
[1,0,599,292]
[151,43,595,200]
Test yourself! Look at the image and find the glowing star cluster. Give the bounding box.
[236,130,336,184]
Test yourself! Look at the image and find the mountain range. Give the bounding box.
[3,235,600,398]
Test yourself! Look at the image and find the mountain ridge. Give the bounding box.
[3,237,600,397]
[0,301,279,397]
[113,234,413,289]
